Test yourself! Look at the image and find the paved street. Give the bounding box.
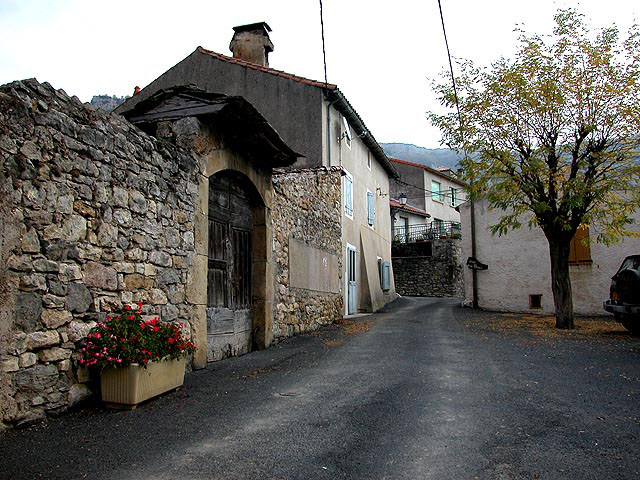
[2,297,639,479]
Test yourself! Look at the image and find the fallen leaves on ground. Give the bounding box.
[472,312,633,340]
[321,318,370,347]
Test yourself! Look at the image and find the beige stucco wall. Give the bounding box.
[423,170,464,224]
[392,210,429,233]
[461,198,640,315]
[323,102,397,313]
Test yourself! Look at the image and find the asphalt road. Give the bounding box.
[2,297,639,479]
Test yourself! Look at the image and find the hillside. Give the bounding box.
[381,143,462,170]
[90,94,127,112]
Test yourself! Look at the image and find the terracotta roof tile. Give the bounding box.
[389,199,430,217]
[197,47,337,90]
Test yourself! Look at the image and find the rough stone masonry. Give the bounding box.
[0,79,346,428]
[0,79,201,427]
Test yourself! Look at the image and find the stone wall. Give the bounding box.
[271,168,343,339]
[0,79,200,427]
[392,239,464,297]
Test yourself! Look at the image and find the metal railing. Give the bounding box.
[393,221,462,243]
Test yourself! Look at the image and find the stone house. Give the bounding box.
[0,78,308,426]
[460,197,640,314]
[116,21,399,316]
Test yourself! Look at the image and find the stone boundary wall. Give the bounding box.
[392,239,464,297]
[271,168,343,340]
[0,79,200,427]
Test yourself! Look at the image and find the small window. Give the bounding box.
[344,171,353,218]
[431,180,442,202]
[367,151,371,170]
[449,187,457,207]
[529,294,542,309]
[367,191,375,226]
[432,218,443,236]
[569,225,592,265]
[377,257,383,286]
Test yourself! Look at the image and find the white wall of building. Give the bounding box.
[324,102,397,313]
[422,169,464,224]
[461,197,640,315]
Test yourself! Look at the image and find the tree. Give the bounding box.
[430,9,640,329]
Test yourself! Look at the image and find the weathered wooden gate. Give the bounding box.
[207,171,254,362]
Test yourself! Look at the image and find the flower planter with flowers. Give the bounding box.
[80,302,194,409]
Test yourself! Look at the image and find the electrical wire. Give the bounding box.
[319,0,328,90]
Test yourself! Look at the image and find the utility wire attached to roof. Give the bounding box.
[319,0,329,91]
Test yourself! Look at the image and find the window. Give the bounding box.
[529,294,542,309]
[449,187,457,207]
[367,191,375,226]
[367,151,371,170]
[377,257,383,286]
[344,171,353,218]
[432,218,443,235]
[431,180,442,202]
[569,225,592,265]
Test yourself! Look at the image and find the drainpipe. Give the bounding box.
[326,99,331,166]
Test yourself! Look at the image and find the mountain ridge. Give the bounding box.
[381,143,462,171]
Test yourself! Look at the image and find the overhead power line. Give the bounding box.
[319,0,328,90]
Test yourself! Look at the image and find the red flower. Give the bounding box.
[140,323,146,329]
[127,315,134,321]
[125,304,132,311]
[168,338,175,344]
[152,326,159,333]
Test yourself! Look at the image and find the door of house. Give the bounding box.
[347,245,357,315]
[207,172,253,362]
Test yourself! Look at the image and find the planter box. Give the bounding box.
[100,356,185,408]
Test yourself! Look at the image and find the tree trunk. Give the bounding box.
[548,238,574,329]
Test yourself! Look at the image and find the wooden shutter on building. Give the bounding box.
[569,225,592,265]
[345,174,353,216]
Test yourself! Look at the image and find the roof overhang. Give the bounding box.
[122,85,301,168]
[328,89,398,179]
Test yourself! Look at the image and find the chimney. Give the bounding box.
[229,22,274,67]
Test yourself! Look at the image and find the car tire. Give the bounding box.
[619,316,640,335]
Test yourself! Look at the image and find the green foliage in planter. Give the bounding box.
[80,303,194,369]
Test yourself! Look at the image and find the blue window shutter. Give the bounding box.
[367,191,374,225]
[345,175,353,216]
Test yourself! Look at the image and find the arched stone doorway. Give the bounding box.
[206,169,265,362]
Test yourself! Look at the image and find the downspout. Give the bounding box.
[326,98,331,166]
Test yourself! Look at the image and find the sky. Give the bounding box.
[1,0,638,149]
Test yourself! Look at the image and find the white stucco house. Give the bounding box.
[460,197,640,315]
[388,158,465,242]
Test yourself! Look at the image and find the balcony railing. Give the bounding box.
[393,222,462,243]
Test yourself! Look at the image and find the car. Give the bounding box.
[604,255,640,334]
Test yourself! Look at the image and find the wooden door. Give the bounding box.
[207,172,253,362]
